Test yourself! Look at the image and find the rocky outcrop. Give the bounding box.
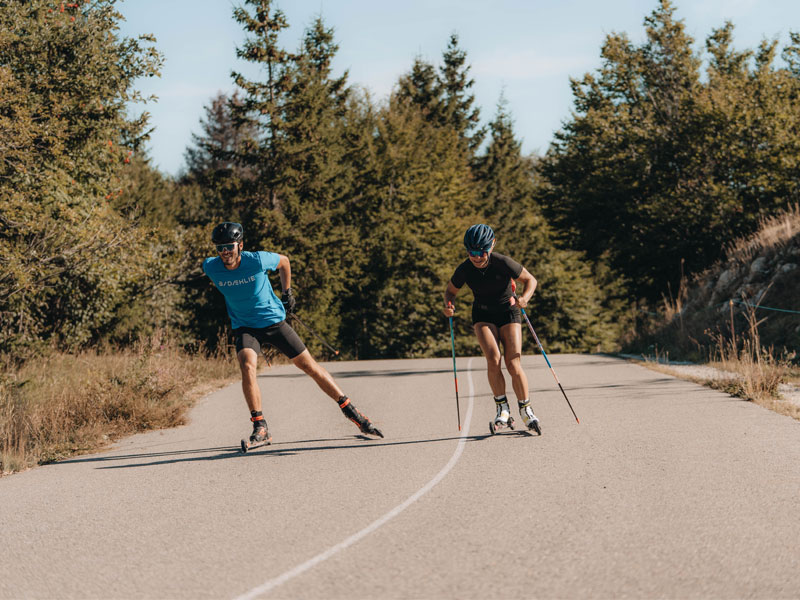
[674,205,800,354]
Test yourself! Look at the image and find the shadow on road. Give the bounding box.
[260,367,485,380]
[258,357,624,381]
[51,432,535,471]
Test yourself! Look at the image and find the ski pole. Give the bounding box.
[519,307,580,424]
[448,311,462,431]
[290,313,340,357]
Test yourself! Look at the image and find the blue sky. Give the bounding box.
[117,0,800,176]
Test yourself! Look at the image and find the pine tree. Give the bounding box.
[538,0,800,302]
[396,57,442,120]
[230,0,294,218]
[348,94,478,358]
[253,16,362,351]
[180,91,257,225]
[439,33,484,151]
[476,99,623,351]
[395,35,484,151]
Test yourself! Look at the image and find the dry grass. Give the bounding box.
[0,332,240,475]
[625,205,799,419]
[703,299,789,404]
[626,204,800,361]
[787,367,800,387]
[638,297,797,420]
[723,203,800,265]
[701,358,797,420]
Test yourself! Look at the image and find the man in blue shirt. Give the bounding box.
[203,222,383,445]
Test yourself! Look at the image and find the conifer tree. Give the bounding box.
[439,33,484,151]
[230,0,294,219]
[348,95,478,358]
[254,16,362,349]
[396,57,442,119]
[476,100,623,351]
[539,0,799,302]
[396,35,484,150]
[181,91,257,226]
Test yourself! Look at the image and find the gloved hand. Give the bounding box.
[281,288,296,313]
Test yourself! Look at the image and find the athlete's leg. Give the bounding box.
[291,349,383,437]
[291,349,344,400]
[238,347,262,412]
[474,322,505,397]
[499,322,529,402]
[501,322,539,430]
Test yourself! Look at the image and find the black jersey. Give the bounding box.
[450,252,523,310]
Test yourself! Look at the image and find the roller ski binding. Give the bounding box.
[489,397,515,435]
[338,396,384,438]
[240,414,272,453]
[519,400,541,435]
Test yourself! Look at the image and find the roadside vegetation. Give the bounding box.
[1,0,798,473]
[625,206,800,418]
[0,333,239,474]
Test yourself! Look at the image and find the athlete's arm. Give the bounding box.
[514,268,537,308]
[443,281,460,317]
[276,254,291,292]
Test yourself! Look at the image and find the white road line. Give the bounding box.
[234,357,477,600]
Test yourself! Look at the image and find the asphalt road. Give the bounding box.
[2,354,799,599]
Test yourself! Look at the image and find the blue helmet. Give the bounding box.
[463,224,495,252]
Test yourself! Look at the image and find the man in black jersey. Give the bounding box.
[442,224,541,431]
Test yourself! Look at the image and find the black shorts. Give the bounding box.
[233,321,307,359]
[471,304,522,328]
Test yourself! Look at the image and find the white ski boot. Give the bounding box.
[494,396,510,425]
[519,400,541,435]
[489,396,514,434]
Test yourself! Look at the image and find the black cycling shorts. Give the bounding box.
[471,304,522,328]
[233,321,307,359]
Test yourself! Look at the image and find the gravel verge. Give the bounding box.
[618,354,800,413]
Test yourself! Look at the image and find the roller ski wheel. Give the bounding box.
[489,416,515,435]
[240,437,271,453]
[529,420,542,436]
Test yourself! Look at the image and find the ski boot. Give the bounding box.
[240,413,272,453]
[338,396,384,438]
[519,400,541,435]
[489,396,515,435]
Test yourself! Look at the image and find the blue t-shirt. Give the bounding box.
[202,251,286,328]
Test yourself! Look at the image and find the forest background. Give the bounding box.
[1,0,799,470]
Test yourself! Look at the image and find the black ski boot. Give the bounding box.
[249,414,271,444]
[240,412,272,453]
[337,396,384,438]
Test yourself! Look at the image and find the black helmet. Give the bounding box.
[463,224,495,251]
[211,222,243,244]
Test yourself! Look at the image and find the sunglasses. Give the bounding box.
[216,243,237,253]
[467,249,489,257]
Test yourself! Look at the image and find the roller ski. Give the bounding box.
[338,396,384,438]
[240,414,272,453]
[489,397,515,435]
[519,400,541,435]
